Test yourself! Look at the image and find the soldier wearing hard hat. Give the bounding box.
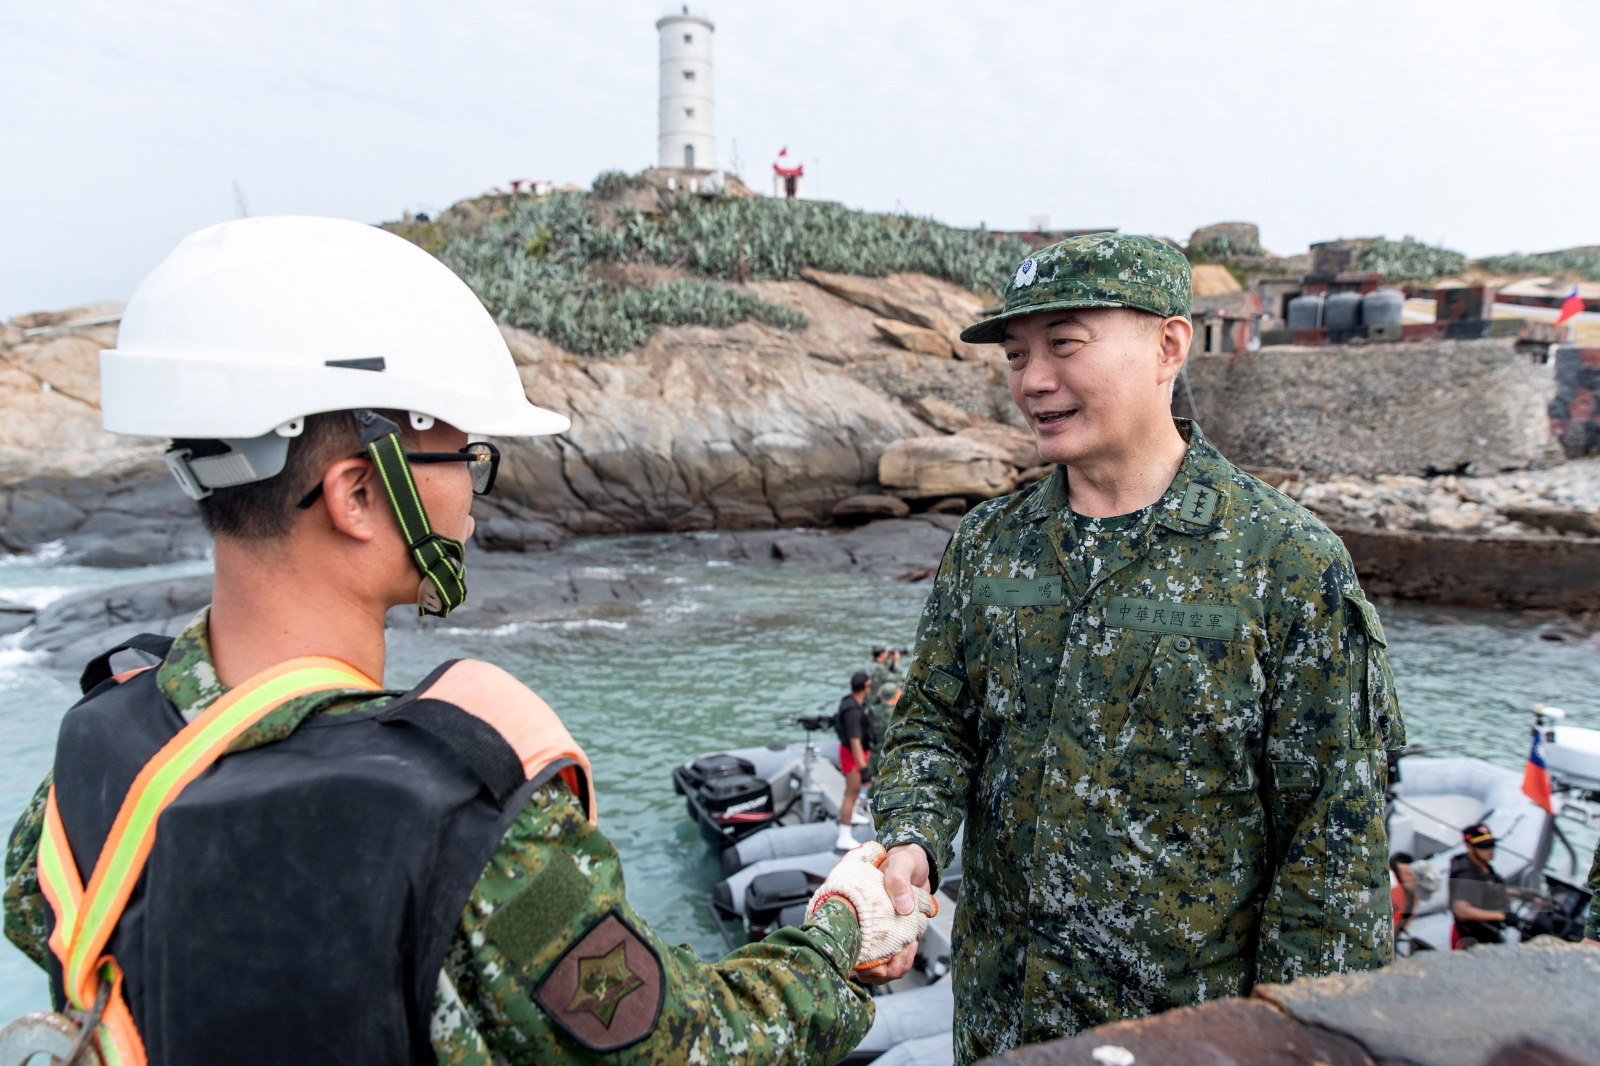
[1,217,931,1064]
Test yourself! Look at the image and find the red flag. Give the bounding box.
[1555,285,1584,328]
[1522,726,1554,815]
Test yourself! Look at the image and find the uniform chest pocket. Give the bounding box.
[1110,631,1265,796]
[967,604,1025,728]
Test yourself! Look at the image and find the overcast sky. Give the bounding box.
[4,0,1598,319]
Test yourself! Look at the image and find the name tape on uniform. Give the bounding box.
[1105,597,1240,640]
[970,576,1064,607]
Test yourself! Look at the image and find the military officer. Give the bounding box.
[2,217,928,1065]
[872,233,1403,1063]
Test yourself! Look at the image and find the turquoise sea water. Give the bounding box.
[1,534,1598,1018]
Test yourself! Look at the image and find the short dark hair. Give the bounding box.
[182,409,415,541]
[850,671,871,693]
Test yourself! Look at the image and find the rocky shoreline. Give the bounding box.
[6,275,1600,654]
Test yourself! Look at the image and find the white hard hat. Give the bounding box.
[100,215,569,440]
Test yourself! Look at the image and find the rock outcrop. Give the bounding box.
[2,274,1015,558]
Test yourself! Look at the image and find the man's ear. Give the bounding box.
[1155,316,1193,386]
[319,458,381,543]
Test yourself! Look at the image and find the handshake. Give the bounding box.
[807,842,938,979]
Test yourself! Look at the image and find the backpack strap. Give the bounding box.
[381,660,596,823]
[79,635,177,695]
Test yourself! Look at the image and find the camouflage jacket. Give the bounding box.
[5,613,873,1064]
[1587,836,1599,941]
[874,421,1402,1064]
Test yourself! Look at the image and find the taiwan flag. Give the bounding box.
[1555,284,1584,328]
[1522,726,1554,815]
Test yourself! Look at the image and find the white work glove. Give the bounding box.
[807,841,938,970]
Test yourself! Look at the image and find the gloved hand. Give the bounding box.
[807,841,937,970]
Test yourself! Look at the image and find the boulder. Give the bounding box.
[1499,503,1600,538]
[873,318,952,358]
[24,575,213,660]
[801,268,991,360]
[0,320,164,483]
[830,494,911,523]
[879,436,1014,500]
[957,422,1039,469]
[911,396,976,433]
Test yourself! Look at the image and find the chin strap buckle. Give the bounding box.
[163,447,211,501]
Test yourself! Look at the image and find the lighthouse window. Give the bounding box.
[684,33,693,43]
[682,70,695,81]
[684,107,695,118]
[684,145,695,168]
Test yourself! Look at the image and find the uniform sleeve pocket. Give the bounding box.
[922,667,965,709]
[1344,592,1402,749]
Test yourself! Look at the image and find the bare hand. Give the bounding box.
[881,843,932,917]
[855,940,918,984]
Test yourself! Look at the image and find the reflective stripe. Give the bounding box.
[37,656,378,1064]
[38,789,82,973]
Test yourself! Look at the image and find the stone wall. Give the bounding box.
[1175,338,1556,478]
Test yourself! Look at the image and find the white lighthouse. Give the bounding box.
[656,7,716,172]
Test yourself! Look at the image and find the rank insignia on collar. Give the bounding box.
[535,910,664,1052]
[1177,483,1218,527]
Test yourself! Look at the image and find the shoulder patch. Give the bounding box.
[535,910,663,1053]
[485,850,591,969]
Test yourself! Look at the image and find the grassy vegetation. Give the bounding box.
[411,174,1026,358]
[1479,248,1600,281]
[1353,237,1467,282]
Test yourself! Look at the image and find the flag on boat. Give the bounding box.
[1554,284,1584,328]
[1522,726,1554,815]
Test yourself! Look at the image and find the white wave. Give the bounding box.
[555,618,630,632]
[0,646,49,690]
[0,540,68,567]
[0,586,71,610]
[704,560,732,568]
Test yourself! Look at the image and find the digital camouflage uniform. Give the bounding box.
[1586,836,1599,941]
[5,612,873,1064]
[873,421,1403,1064]
[865,660,902,781]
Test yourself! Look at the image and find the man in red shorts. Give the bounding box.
[835,672,874,850]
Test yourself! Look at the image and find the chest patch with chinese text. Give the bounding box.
[970,576,1064,607]
[1105,596,1240,640]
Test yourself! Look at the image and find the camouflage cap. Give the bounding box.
[961,233,1192,344]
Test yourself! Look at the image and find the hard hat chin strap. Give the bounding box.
[354,409,467,618]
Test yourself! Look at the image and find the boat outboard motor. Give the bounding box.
[744,869,822,938]
[674,753,774,832]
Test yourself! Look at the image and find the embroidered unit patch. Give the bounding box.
[535,910,663,1052]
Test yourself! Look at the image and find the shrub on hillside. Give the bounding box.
[1355,237,1467,282]
[1479,248,1600,281]
[426,182,1024,357]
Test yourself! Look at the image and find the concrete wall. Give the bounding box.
[1175,338,1555,478]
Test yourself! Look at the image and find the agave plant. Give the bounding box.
[413,174,1022,357]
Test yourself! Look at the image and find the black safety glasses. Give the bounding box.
[295,441,500,509]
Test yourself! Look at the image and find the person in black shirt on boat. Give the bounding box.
[1449,823,1514,947]
[835,672,874,851]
